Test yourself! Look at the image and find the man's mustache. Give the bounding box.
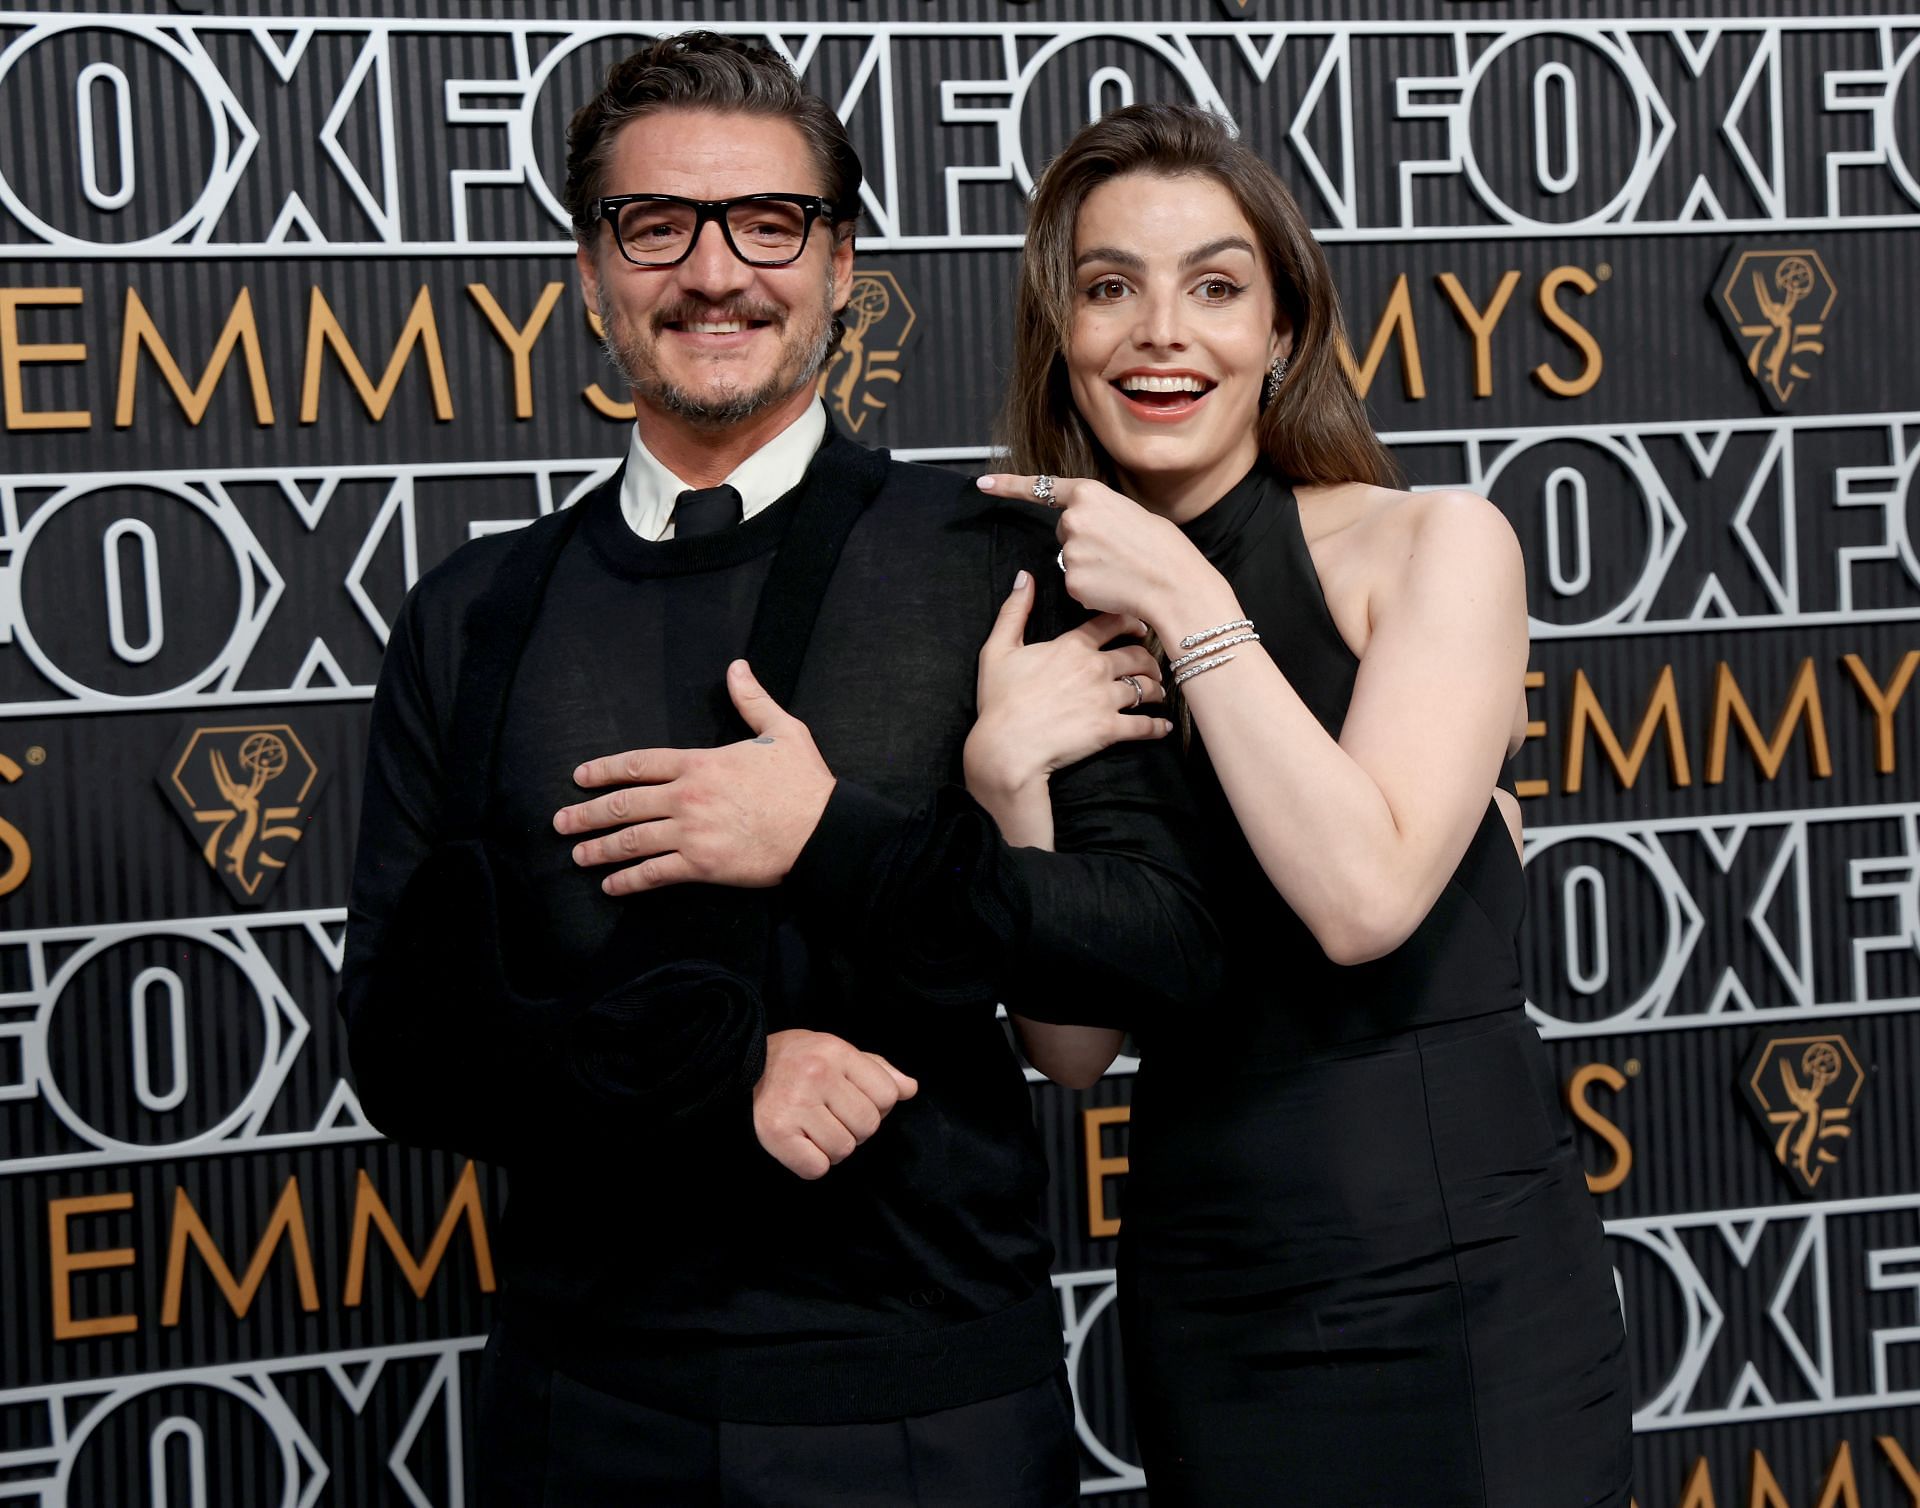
[649,300,786,333]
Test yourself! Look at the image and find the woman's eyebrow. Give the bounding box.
[1073,237,1256,273]
[1180,236,1255,268]
[1074,245,1146,272]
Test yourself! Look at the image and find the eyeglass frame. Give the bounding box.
[592,192,843,269]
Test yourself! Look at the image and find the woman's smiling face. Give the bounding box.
[1066,171,1287,518]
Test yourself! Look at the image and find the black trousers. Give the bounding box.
[474,1327,1080,1507]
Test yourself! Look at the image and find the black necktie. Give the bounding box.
[672,485,743,538]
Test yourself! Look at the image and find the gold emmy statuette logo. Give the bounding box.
[158,724,327,906]
[1713,246,1837,410]
[1738,1031,1867,1195]
[820,270,916,434]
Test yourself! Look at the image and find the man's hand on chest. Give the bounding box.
[555,659,836,895]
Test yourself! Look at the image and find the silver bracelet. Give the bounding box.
[1167,632,1260,673]
[1178,617,1253,650]
[1173,652,1237,687]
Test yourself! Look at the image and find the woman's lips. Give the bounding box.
[1110,381,1213,423]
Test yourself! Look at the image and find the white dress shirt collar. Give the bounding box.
[618,400,828,542]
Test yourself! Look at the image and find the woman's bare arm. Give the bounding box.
[977,471,1527,967]
[1151,490,1527,963]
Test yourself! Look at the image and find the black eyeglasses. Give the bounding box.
[594,193,837,268]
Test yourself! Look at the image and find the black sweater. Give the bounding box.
[339,426,1220,1423]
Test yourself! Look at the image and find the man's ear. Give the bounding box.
[830,229,856,312]
[577,241,602,318]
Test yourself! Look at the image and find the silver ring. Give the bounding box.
[1056,548,1066,572]
[1122,674,1143,709]
[1032,474,1056,504]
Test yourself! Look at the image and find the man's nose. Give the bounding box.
[676,217,754,300]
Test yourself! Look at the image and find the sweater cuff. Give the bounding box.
[789,778,913,912]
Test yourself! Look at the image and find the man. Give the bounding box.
[340,31,1216,1505]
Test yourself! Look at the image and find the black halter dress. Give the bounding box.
[1118,467,1633,1506]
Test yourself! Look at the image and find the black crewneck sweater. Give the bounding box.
[340,427,1219,1423]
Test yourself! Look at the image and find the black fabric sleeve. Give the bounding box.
[787,506,1221,1030]
[336,580,766,1164]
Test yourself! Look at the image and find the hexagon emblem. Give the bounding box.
[1738,1030,1867,1195]
[1713,246,1838,409]
[158,722,326,905]
[819,269,917,434]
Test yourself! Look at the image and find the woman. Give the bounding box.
[965,105,1632,1505]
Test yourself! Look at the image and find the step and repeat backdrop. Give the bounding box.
[2,2,1919,1503]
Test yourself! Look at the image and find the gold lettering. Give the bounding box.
[1567,1064,1633,1195]
[1337,273,1426,400]
[48,1192,137,1340]
[1879,1436,1920,1505]
[1082,1106,1130,1240]
[115,287,273,428]
[1516,669,1550,798]
[1564,665,1691,793]
[343,1161,496,1305]
[1,287,90,430]
[582,306,637,420]
[0,753,30,898]
[1708,659,1832,784]
[468,281,564,420]
[161,1177,319,1324]
[1677,1458,1718,1508]
[1842,651,1919,775]
[1814,1441,1863,1508]
[1735,1444,1862,1508]
[1533,265,1603,398]
[299,285,454,424]
[1749,1450,1792,1508]
[1436,270,1522,398]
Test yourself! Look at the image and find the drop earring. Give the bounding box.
[1264,354,1288,404]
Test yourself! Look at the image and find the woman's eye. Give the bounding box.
[1086,278,1129,302]
[1196,278,1241,302]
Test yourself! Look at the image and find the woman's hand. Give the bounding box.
[965,570,1171,808]
[976,473,1229,631]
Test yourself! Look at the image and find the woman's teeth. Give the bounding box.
[1117,374,1212,394]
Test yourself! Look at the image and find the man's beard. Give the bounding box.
[598,269,837,429]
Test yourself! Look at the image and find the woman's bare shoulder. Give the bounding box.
[1296,481,1514,558]
[1299,484,1521,655]
[1400,492,1524,601]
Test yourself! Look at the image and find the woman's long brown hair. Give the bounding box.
[999,103,1399,491]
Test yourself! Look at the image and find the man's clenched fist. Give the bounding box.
[753,1029,918,1180]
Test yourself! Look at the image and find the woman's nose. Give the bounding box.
[1132,290,1187,350]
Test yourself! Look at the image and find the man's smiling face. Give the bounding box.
[578,108,854,431]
